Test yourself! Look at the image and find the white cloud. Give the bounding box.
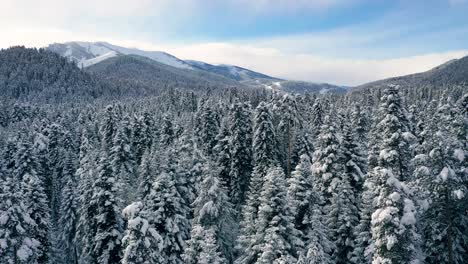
[156,42,468,85]
[2,0,467,86]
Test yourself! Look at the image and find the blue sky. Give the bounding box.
[2,0,468,85]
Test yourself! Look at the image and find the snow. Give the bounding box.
[389,192,401,202]
[438,167,453,182]
[454,149,465,162]
[453,189,464,200]
[0,214,8,225]
[79,51,118,68]
[386,234,397,250]
[371,206,397,225]
[400,199,416,226]
[61,41,194,69]
[123,202,143,219]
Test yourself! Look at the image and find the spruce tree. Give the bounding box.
[185,160,235,263]
[228,101,253,207]
[254,167,299,263]
[418,100,468,264]
[15,140,50,263]
[0,173,41,264]
[59,151,79,264]
[370,86,419,264]
[111,116,137,203]
[121,202,163,264]
[90,146,123,264]
[237,102,279,262]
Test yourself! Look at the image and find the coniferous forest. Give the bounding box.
[0,47,467,264]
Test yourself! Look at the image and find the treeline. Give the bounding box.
[0,72,467,263]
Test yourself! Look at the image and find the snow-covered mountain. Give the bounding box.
[185,60,280,82]
[47,41,193,69]
[47,41,348,94]
[353,55,468,91]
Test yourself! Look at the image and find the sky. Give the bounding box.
[2,0,468,85]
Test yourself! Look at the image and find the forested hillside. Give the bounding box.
[0,47,467,264]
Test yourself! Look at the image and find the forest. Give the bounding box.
[0,47,467,264]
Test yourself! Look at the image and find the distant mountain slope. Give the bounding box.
[48,41,349,94]
[185,60,280,82]
[0,46,115,102]
[85,54,243,94]
[354,55,468,91]
[47,41,193,69]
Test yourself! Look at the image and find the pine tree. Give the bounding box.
[276,94,301,176]
[185,225,227,264]
[213,120,231,190]
[111,116,137,203]
[228,101,253,207]
[160,115,175,148]
[418,99,468,264]
[121,202,163,264]
[0,173,41,264]
[59,151,79,264]
[15,140,50,263]
[237,102,279,262]
[350,178,376,264]
[311,115,343,206]
[253,167,299,263]
[370,86,419,264]
[185,160,235,263]
[76,128,99,262]
[195,102,219,157]
[144,151,191,264]
[90,146,123,264]
[137,150,155,200]
[287,154,313,239]
[325,171,359,263]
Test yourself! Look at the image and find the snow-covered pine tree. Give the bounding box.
[237,101,279,262]
[325,167,359,264]
[137,150,155,200]
[185,225,227,264]
[184,160,235,263]
[0,171,41,264]
[349,178,376,264]
[100,105,118,151]
[194,102,220,157]
[418,99,468,264]
[59,151,79,264]
[111,115,137,203]
[311,114,343,206]
[370,86,419,264]
[15,139,50,263]
[144,150,191,264]
[276,94,301,176]
[160,114,175,148]
[253,167,299,263]
[75,128,99,262]
[287,154,313,240]
[132,112,154,165]
[121,202,163,264]
[310,98,324,145]
[90,145,124,264]
[213,119,231,191]
[344,113,367,193]
[228,101,253,207]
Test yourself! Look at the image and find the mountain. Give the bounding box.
[354,55,468,91]
[47,41,193,69]
[85,54,244,94]
[0,46,116,102]
[47,41,349,94]
[185,60,280,82]
[251,80,348,94]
